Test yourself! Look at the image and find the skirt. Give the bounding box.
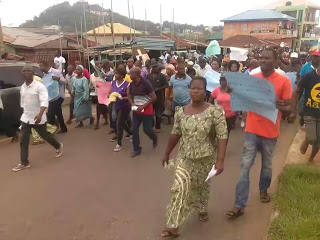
[165,156,214,228]
[75,100,93,122]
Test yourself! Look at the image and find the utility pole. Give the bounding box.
[111,0,116,65]
[144,9,147,37]
[160,4,163,56]
[0,18,5,56]
[127,0,132,40]
[132,5,136,38]
[171,8,174,40]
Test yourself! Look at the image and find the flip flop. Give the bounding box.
[260,193,271,203]
[199,212,209,222]
[160,230,179,239]
[226,208,245,218]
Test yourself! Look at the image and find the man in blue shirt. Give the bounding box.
[166,63,192,109]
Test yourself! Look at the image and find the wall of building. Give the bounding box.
[87,35,128,45]
[223,20,295,40]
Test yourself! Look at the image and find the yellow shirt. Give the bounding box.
[113,74,132,83]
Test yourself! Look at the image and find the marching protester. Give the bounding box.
[198,57,212,77]
[126,58,135,74]
[65,65,75,125]
[244,59,259,75]
[93,68,109,130]
[39,61,68,134]
[289,49,320,163]
[226,49,292,218]
[53,51,66,75]
[128,67,157,158]
[101,60,114,81]
[74,61,90,82]
[166,63,192,109]
[211,59,221,73]
[146,59,168,133]
[163,64,175,125]
[71,65,95,128]
[209,74,236,136]
[111,67,133,152]
[297,50,320,127]
[12,65,63,172]
[161,76,228,238]
[135,60,148,80]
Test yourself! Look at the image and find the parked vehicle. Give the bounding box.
[0,61,42,135]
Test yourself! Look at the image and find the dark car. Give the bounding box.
[0,61,42,136]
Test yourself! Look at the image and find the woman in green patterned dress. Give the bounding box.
[161,76,228,238]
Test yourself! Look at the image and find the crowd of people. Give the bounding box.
[4,46,320,238]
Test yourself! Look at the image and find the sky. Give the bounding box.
[0,0,280,27]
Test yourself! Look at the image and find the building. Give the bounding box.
[269,0,320,51]
[206,30,223,43]
[87,23,143,45]
[221,9,297,47]
[2,27,83,66]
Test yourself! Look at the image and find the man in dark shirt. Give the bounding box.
[128,67,157,158]
[147,60,168,132]
[290,54,320,163]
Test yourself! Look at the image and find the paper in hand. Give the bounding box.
[205,165,217,182]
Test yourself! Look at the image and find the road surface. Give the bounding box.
[0,117,297,240]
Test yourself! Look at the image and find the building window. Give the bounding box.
[298,10,303,23]
[229,24,233,30]
[242,24,247,30]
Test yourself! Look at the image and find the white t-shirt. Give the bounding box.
[250,67,286,76]
[54,56,66,73]
[90,73,102,89]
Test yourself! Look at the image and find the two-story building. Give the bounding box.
[221,9,297,48]
[273,0,320,51]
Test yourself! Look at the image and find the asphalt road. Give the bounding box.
[0,117,297,240]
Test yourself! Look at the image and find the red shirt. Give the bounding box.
[245,71,292,138]
[211,87,236,118]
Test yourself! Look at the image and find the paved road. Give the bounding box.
[0,117,297,240]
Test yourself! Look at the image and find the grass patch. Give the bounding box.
[269,165,320,240]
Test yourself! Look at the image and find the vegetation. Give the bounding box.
[20,1,222,40]
[269,165,320,240]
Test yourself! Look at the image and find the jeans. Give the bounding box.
[235,133,277,208]
[108,102,116,131]
[48,97,67,132]
[132,112,157,153]
[20,122,61,165]
[116,108,132,146]
[153,100,165,130]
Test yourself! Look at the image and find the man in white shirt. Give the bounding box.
[198,57,212,77]
[54,51,66,74]
[40,60,68,134]
[12,65,63,172]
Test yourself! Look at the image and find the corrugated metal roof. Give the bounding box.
[221,9,296,22]
[87,23,143,35]
[132,37,175,51]
[11,35,61,48]
[207,31,223,41]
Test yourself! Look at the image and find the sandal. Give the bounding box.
[260,192,271,203]
[161,229,179,238]
[226,208,245,218]
[107,129,116,135]
[199,212,209,222]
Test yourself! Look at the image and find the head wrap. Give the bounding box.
[76,65,84,71]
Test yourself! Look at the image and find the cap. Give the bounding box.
[170,59,177,64]
[311,49,320,57]
[187,61,194,66]
[290,52,298,58]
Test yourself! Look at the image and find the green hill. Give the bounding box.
[21,1,221,38]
